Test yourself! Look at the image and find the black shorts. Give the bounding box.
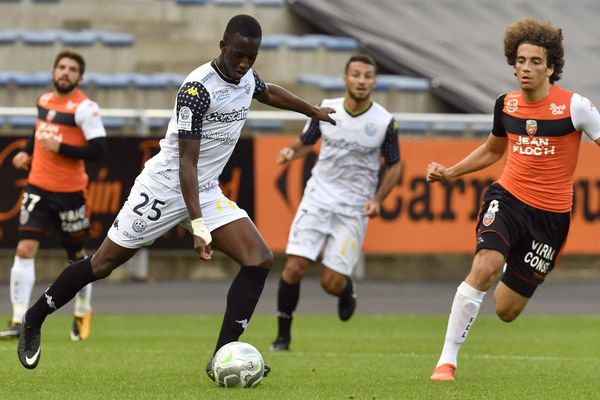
[18,183,90,247]
[475,183,570,298]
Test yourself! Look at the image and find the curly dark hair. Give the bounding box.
[504,18,564,83]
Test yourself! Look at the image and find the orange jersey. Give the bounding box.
[493,85,583,213]
[28,89,103,192]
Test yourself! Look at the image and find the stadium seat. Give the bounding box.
[0,71,14,86]
[32,0,61,3]
[377,75,430,91]
[0,29,19,44]
[260,34,294,49]
[85,72,131,88]
[95,31,134,47]
[102,117,128,129]
[297,74,345,91]
[58,30,97,46]
[13,72,52,87]
[8,115,36,129]
[253,0,284,6]
[431,121,469,133]
[21,30,59,45]
[153,72,186,87]
[175,0,208,4]
[213,0,245,5]
[129,73,171,89]
[396,120,428,132]
[305,34,359,51]
[287,35,321,50]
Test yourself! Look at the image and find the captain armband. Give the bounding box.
[191,217,212,245]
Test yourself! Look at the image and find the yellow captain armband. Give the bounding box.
[191,217,212,245]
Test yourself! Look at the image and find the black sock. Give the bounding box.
[337,275,354,298]
[25,257,95,329]
[276,277,300,342]
[213,266,269,355]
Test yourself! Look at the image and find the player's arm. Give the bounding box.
[251,70,336,125]
[365,119,402,218]
[176,81,213,260]
[276,116,322,165]
[12,129,35,170]
[570,94,600,147]
[427,95,508,183]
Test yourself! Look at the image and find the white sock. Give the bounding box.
[436,281,486,368]
[74,283,93,317]
[10,256,35,323]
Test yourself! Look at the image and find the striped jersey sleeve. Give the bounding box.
[299,118,322,144]
[381,118,400,165]
[176,81,210,139]
[252,70,266,98]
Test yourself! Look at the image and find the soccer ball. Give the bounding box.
[211,341,265,388]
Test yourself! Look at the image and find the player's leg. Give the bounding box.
[18,238,138,368]
[64,241,93,341]
[209,217,273,354]
[431,249,503,381]
[493,281,530,322]
[320,212,365,321]
[271,255,312,351]
[0,240,39,340]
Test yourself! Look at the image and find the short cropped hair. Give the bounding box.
[223,14,262,42]
[54,50,86,76]
[344,54,377,74]
[504,18,564,83]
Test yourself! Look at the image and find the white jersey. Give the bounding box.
[300,98,400,216]
[143,60,266,192]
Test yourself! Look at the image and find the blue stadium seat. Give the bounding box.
[471,122,493,134]
[129,73,171,89]
[0,29,20,44]
[153,72,186,87]
[0,115,5,126]
[305,34,359,51]
[287,35,321,50]
[148,118,170,129]
[58,30,96,46]
[0,0,21,3]
[297,74,345,91]
[13,72,52,87]
[85,72,131,88]
[0,71,14,86]
[213,0,245,5]
[377,75,430,91]
[21,30,59,45]
[175,0,208,4]
[253,0,284,6]
[431,121,468,132]
[260,34,293,49]
[32,0,61,2]
[102,117,127,129]
[8,116,37,129]
[95,30,134,46]
[246,119,284,131]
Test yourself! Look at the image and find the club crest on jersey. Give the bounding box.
[19,210,30,225]
[132,218,147,233]
[506,98,518,113]
[212,88,230,102]
[526,119,537,136]
[482,212,495,227]
[177,106,192,131]
[364,123,377,137]
[46,110,56,122]
[244,80,251,95]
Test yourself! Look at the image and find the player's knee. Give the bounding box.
[283,259,307,282]
[496,307,520,322]
[320,274,344,295]
[15,242,37,259]
[255,247,273,269]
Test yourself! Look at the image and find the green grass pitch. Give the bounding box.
[1,314,599,399]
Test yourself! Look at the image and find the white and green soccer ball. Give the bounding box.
[211,341,265,388]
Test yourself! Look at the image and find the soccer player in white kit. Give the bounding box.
[17,15,336,377]
[270,55,402,351]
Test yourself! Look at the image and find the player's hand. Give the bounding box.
[426,162,450,183]
[39,136,60,153]
[193,235,213,261]
[363,199,381,218]
[276,147,295,165]
[313,106,337,125]
[12,151,32,170]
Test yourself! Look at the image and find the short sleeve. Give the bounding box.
[571,93,600,141]
[75,99,107,141]
[491,94,507,137]
[381,118,400,165]
[252,70,266,98]
[177,81,211,139]
[299,118,321,144]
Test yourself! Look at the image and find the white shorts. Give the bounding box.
[285,200,367,276]
[108,172,248,249]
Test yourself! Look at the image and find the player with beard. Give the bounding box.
[1,50,107,342]
[270,54,402,351]
[17,15,336,378]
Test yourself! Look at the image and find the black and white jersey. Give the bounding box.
[144,60,266,192]
[300,97,399,216]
